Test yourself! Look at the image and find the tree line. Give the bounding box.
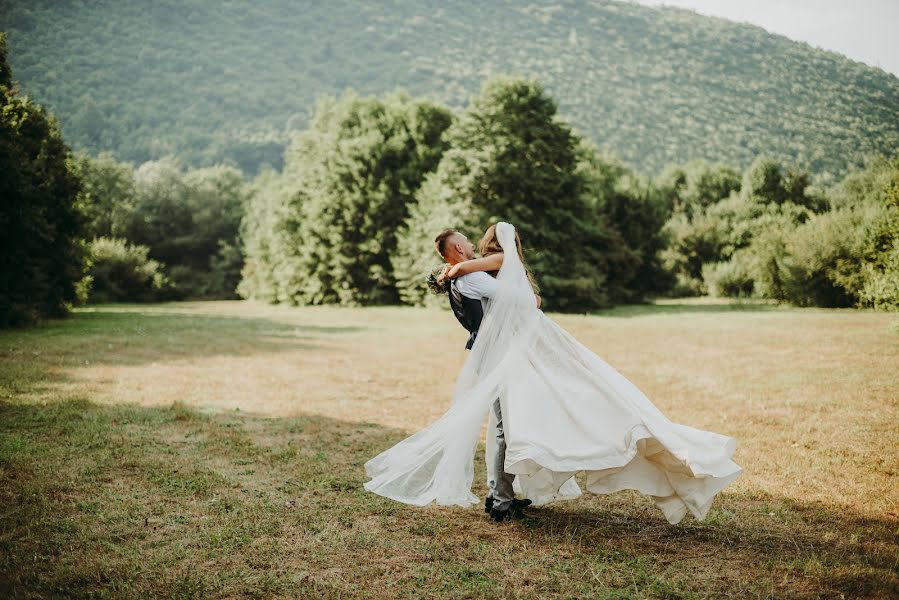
[2,33,896,327]
[238,77,897,313]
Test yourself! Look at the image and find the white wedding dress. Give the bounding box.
[363,222,742,524]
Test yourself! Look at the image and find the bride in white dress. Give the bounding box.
[363,222,742,524]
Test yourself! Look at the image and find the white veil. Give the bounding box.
[363,221,742,523]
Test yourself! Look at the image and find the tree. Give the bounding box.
[0,33,86,326]
[655,160,743,294]
[114,157,249,299]
[393,76,635,311]
[741,155,824,212]
[125,156,193,265]
[237,167,292,302]
[657,160,741,218]
[241,90,453,305]
[858,157,899,310]
[658,156,821,296]
[71,150,136,239]
[577,140,672,300]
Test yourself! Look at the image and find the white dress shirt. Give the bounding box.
[452,271,498,309]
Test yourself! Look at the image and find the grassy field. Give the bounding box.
[1,300,897,599]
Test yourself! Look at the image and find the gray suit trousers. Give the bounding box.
[487,397,516,512]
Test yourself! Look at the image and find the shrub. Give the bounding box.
[83,237,173,303]
[778,210,867,307]
[860,247,899,310]
[702,255,754,298]
[856,159,899,310]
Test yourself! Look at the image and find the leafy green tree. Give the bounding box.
[394,76,636,311]
[817,155,899,309]
[0,33,85,326]
[697,155,896,308]
[701,253,754,298]
[71,152,248,300]
[660,157,819,296]
[237,167,292,302]
[776,209,868,307]
[660,208,731,295]
[243,90,453,306]
[703,213,795,300]
[118,157,248,299]
[656,160,741,218]
[741,157,789,205]
[656,160,743,294]
[858,159,899,310]
[741,156,826,212]
[125,156,193,265]
[742,156,898,308]
[71,150,136,239]
[577,141,672,300]
[180,165,248,298]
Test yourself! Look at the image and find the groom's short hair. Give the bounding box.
[434,229,460,257]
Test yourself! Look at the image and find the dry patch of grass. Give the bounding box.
[1,300,897,598]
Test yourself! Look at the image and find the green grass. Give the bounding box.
[1,300,897,598]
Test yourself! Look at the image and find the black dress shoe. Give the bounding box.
[484,496,494,513]
[489,498,533,522]
[489,506,513,522]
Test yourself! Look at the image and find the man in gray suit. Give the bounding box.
[434,228,533,522]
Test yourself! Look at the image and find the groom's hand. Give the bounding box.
[436,264,450,284]
[446,263,463,279]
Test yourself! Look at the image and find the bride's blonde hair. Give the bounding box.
[478,223,540,294]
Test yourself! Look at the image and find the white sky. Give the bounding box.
[630,0,899,77]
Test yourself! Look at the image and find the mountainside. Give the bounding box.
[2,0,897,176]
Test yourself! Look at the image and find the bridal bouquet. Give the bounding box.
[426,263,450,295]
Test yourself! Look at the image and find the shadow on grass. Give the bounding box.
[522,493,898,598]
[0,396,403,596]
[71,305,368,337]
[1,396,896,598]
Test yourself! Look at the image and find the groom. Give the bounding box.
[434,229,532,523]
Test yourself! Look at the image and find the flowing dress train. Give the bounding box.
[363,222,742,524]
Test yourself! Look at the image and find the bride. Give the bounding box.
[363,222,742,524]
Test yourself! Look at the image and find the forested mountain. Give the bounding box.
[2,0,897,177]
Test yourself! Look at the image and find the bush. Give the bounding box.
[741,222,790,301]
[856,159,899,310]
[74,154,249,300]
[775,157,899,309]
[777,210,867,307]
[166,239,243,300]
[660,209,730,295]
[860,247,899,310]
[83,237,173,303]
[236,168,286,302]
[702,255,754,298]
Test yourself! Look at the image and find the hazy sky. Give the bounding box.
[630,0,899,77]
